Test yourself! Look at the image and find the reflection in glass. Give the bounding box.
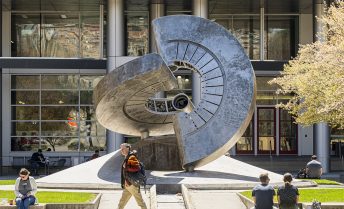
[11,122,39,136]
[41,14,79,57]
[41,75,79,89]
[258,108,275,153]
[126,13,149,56]
[81,12,100,58]
[41,106,78,120]
[81,137,106,151]
[265,16,298,60]
[280,109,297,153]
[214,16,260,59]
[80,76,104,89]
[258,137,275,152]
[11,75,40,89]
[42,137,77,152]
[80,91,93,104]
[12,106,39,120]
[11,137,40,151]
[11,91,39,105]
[11,74,105,152]
[42,91,79,104]
[41,122,78,136]
[12,14,41,57]
[237,118,254,152]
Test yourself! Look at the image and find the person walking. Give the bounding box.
[117,143,147,209]
[251,173,277,209]
[277,173,299,209]
[14,168,37,209]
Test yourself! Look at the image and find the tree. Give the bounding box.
[269,1,344,128]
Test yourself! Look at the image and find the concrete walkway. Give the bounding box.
[98,190,150,209]
[188,190,246,209]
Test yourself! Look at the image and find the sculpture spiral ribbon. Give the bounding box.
[94,15,256,170]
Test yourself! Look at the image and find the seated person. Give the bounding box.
[306,155,323,178]
[90,150,100,160]
[30,149,47,175]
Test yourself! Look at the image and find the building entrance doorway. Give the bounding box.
[257,107,276,154]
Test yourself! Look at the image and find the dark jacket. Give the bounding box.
[120,152,140,188]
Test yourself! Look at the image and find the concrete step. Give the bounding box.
[156,194,185,209]
[98,190,150,209]
[188,190,246,209]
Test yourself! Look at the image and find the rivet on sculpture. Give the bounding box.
[94,15,256,171]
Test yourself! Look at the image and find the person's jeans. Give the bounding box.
[16,196,36,209]
[118,185,147,209]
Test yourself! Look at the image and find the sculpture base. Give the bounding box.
[132,135,182,171]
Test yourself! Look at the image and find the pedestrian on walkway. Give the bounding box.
[117,143,147,209]
[251,173,277,209]
[14,168,37,209]
[277,173,299,209]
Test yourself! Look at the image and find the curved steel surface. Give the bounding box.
[94,53,178,136]
[152,15,256,169]
[95,15,256,170]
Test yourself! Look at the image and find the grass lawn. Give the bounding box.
[0,190,96,203]
[241,188,344,203]
[0,180,16,185]
[304,179,342,185]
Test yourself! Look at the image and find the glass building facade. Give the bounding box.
[1,0,343,168]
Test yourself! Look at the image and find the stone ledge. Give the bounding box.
[302,202,344,209]
[0,205,45,209]
[0,193,101,209]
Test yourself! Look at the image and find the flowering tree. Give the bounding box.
[269,1,344,128]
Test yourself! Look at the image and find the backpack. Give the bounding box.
[312,200,321,209]
[126,154,147,193]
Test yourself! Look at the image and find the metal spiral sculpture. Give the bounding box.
[94,15,256,171]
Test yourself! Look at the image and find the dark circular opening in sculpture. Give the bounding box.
[173,94,189,110]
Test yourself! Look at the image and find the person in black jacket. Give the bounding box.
[30,149,47,175]
[117,143,147,209]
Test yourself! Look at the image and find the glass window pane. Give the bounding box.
[41,14,79,57]
[265,16,298,60]
[166,0,192,15]
[42,137,78,152]
[280,137,297,152]
[80,75,104,89]
[41,122,79,136]
[258,109,275,121]
[41,75,79,89]
[256,77,278,91]
[41,91,79,104]
[258,137,275,151]
[80,137,106,152]
[41,106,78,120]
[237,118,254,152]
[11,137,40,151]
[257,92,277,105]
[126,13,149,56]
[80,91,93,104]
[80,121,106,137]
[11,122,39,136]
[80,106,95,120]
[208,0,260,14]
[11,14,40,57]
[81,12,100,58]
[214,16,260,60]
[11,75,40,89]
[11,91,39,105]
[12,106,39,120]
